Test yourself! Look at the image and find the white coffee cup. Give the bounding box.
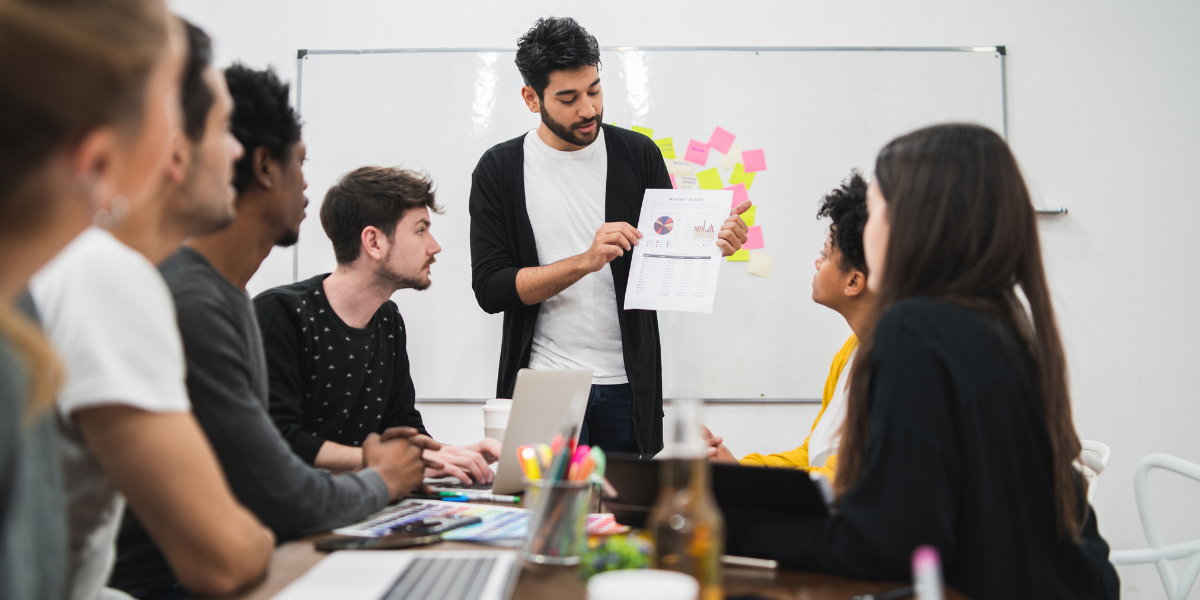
[482,398,512,445]
[587,569,699,600]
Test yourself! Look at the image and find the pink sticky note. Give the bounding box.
[707,127,736,154]
[743,149,767,172]
[670,174,678,189]
[724,183,749,209]
[743,225,764,250]
[684,139,710,165]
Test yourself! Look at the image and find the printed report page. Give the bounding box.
[624,188,733,313]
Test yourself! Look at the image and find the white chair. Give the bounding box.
[1076,439,1112,504]
[1109,454,1200,600]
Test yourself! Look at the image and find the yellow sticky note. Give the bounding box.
[741,205,756,227]
[697,167,723,190]
[747,251,774,277]
[632,125,654,138]
[655,137,676,159]
[727,249,750,262]
[728,163,757,190]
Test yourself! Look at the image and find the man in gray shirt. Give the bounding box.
[110,61,437,596]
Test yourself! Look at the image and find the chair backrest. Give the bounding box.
[1076,439,1112,503]
[1119,454,1200,600]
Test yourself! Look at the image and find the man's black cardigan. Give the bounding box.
[468,124,671,455]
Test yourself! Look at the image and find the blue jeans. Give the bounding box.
[578,383,639,455]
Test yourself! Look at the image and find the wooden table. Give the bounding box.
[223,538,957,600]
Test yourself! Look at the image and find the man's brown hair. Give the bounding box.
[320,166,442,264]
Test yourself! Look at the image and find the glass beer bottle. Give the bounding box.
[647,398,724,600]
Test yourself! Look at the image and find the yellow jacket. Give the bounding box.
[739,334,858,479]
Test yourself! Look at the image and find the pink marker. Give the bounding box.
[912,545,944,600]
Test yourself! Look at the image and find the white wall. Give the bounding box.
[173,2,1200,597]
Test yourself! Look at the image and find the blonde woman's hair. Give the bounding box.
[0,0,169,418]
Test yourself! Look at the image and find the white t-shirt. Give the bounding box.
[523,129,627,385]
[31,227,191,600]
[807,349,856,469]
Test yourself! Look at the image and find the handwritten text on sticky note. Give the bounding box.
[655,138,676,159]
[684,140,710,165]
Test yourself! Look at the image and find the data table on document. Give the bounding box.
[625,188,732,314]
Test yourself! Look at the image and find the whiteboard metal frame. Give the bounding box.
[295,44,1065,229]
[290,45,1056,402]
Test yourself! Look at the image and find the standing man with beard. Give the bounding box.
[256,166,500,485]
[469,17,751,456]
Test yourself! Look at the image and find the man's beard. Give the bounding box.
[540,107,602,147]
[275,229,299,248]
[373,255,432,292]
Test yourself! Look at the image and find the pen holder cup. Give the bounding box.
[522,478,593,566]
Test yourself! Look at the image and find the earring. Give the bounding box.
[93,193,129,230]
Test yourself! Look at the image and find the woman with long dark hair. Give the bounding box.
[725,124,1119,599]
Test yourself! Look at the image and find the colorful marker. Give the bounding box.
[518,445,541,479]
[567,444,590,480]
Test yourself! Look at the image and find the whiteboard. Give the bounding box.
[289,47,1006,400]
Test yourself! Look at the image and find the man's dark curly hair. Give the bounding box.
[816,170,869,274]
[224,63,302,193]
[514,17,601,100]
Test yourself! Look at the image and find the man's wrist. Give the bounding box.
[567,252,593,276]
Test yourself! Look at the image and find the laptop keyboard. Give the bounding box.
[381,556,497,600]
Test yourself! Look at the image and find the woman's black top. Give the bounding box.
[725,297,1119,600]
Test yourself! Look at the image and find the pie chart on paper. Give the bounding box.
[653,216,674,235]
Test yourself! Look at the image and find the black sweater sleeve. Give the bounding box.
[255,292,327,464]
[469,148,527,315]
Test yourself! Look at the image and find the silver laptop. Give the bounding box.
[269,550,518,600]
[430,368,591,495]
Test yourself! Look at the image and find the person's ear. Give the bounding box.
[845,269,867,298]
[520,85,541,114]
[162,130,189,185]
[252,145,274,190]
[361,226,387,262]
[70,126,120,212]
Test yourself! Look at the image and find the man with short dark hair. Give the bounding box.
[256,166,499,484]
[110,60,439,599]
[470,17,751,455]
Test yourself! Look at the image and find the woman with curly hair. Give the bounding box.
[704,172,872,481]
